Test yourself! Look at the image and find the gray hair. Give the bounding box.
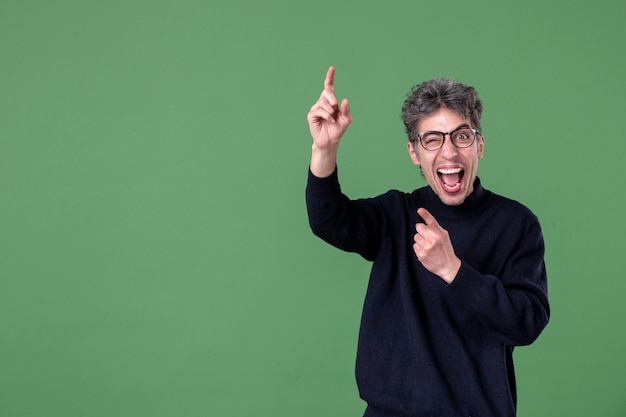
[401,78,483,141]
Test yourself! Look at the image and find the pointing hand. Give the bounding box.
[413,208,462,284]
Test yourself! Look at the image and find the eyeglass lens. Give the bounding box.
[420,128,476,150]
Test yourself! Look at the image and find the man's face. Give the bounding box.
[407,107,484,206]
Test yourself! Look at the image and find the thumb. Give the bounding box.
[339,99,352,122]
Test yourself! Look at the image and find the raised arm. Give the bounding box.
[307,66,352,178]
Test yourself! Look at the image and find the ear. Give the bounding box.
[477,134,485,160]
[407,141,421,166]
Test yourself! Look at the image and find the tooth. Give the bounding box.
[438,168,462,174]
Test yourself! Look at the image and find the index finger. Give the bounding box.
[417,207,439,226]
[324,66,336,93]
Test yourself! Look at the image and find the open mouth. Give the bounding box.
[437,167,464,193]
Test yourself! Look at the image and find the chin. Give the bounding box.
[435,188,471,206]
[439,196,466,206]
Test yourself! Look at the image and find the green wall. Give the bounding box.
[1,0,625,415]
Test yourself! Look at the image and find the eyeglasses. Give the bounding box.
[413,126,480,151]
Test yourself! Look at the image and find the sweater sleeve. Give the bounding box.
[449,217,550,346]
[305,167,383,261]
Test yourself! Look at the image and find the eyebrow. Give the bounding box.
[419,123,471,135]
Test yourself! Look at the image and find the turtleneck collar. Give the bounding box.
[416,177,491,220]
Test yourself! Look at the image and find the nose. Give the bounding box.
[439,134,458,157]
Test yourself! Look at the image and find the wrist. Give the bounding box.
[441,258,462,284]
[310,144,338,178]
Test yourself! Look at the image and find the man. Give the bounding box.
[305,67,549,417]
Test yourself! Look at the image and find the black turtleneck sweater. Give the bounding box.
[306,168,549,417]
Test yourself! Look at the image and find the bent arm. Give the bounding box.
[306,168,382,261]
[450,221,550,346]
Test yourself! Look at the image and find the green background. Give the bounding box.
[1,0,625,416]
